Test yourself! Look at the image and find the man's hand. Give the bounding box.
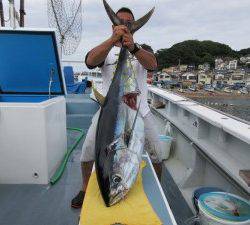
[122,31,135,52]
[111,25,128,45]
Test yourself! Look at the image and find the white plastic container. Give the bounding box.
[158,135,173,160]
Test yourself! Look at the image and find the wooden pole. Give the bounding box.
[20,0,25,27]
[0,0,5,27]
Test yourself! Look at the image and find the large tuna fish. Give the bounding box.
[95,0,155,207]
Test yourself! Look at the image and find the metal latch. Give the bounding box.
[49,64,55,99]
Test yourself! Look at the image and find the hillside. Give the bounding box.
[155,40,249,70]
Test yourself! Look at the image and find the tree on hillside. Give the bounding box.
[155,40,247,71]
[238,48,250,56]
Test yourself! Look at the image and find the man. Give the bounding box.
[71,7,162,209]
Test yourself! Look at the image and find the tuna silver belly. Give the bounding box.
[109,105,144,206]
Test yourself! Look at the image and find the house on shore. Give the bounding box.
[228,69,245,85]
[182,72,197,83]
[198,71,212,85]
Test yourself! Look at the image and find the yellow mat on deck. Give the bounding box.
[80,162,162,225]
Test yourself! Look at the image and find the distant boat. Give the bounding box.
[224,87,232,93]
[240,87,248,94]
[189,85,197,92]
[213,82,225,91]
[178,88,185,93]
[204,85,215,92]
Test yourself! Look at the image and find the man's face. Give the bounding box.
[117,12,134,26]
[112,12,134,32]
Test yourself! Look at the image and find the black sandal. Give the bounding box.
[71,191,85,209]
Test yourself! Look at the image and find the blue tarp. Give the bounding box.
[63,66,87,94]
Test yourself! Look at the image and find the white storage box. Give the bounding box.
[0,29,67,184]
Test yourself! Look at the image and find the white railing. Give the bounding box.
[148,86,250,194]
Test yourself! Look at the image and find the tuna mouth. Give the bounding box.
[109,189,128,206]
[109,178,129,206]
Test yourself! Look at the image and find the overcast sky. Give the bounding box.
[2,0,250,70]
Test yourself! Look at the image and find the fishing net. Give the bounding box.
[47,0,82,55]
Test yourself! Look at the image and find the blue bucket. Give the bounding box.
[199,192,250,222]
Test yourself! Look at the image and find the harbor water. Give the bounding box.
[191,97,250,122]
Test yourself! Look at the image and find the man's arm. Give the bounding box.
[86,25,128,68]
[134,48,158,71]
[122,30,158,71]
[86,38,113,68]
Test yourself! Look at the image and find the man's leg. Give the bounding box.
[81,161,94,193]
[71,110,100,209]
[143,112,163,180]
[71,161,94,209]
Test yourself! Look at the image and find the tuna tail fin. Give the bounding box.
[103,0,122,26]
[130,7,155,34]
[103,0,155,33]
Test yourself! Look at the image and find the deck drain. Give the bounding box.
[221,117,228,120]
[33,172,39,179]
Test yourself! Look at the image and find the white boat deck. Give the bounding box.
[0,94,179,225]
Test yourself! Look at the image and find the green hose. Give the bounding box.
[50,127,85,185]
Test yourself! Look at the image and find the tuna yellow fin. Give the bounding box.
[93,86,105,106]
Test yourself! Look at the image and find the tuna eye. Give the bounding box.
[113,175,122,184]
